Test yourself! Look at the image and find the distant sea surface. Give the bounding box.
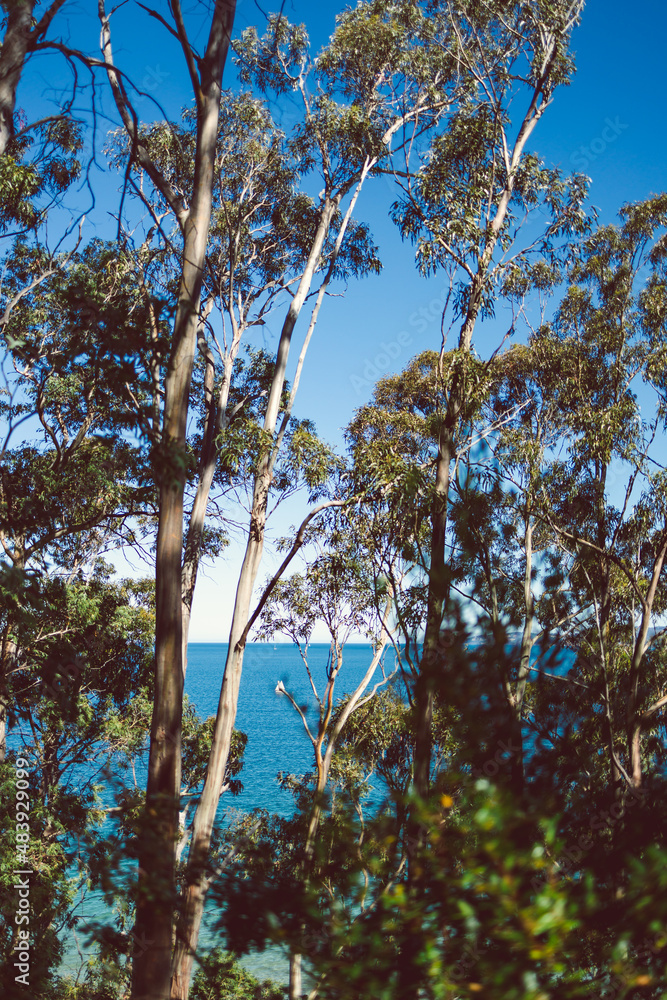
[63,641,394,986]
[186,642,392,816]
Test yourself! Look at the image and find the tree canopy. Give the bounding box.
[1,3,666,1000]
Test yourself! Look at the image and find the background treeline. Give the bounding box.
[1,2,667,999]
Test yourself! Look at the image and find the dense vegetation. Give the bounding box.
[1,2,666,999]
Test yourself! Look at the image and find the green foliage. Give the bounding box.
[191,948,285,1000]
[1,236,172,442]
[296,778,667,1000]
[257,540,376,648]
[0,117,83,232]
[217,617,667,999]
[43,950,132,999]
[0,572,155,991]
[3,3,667,998]
[214,346,341,502]
[213,188,667,1000]
[0,757,67,997]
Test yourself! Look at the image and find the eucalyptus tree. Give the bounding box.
[345,349,525,783]
[94,2,239,996]
[107,73,376,993]
[170,7,472,994]
[0,229,172,992]
[255,521,397,998]
[383,0,592,810]
[0,0,77,157]
[116,87,379,668]
[516,197,667,808]
[461,194,667,962]
[441,340,574,794]
[78,3,469,989]
[427,197,667,920]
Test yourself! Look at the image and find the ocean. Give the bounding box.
[185,642,395,814]
[60,641,397,986]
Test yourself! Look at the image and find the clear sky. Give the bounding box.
[16,1,667,641]
[186,1,666,643]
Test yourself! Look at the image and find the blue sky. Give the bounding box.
[282,0,667,444]
[14,1,667,641]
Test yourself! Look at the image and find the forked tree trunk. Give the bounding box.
[117,3,238,998]
[286,635,390,1000]
[171,198,338,1000]
[401,68,552,990]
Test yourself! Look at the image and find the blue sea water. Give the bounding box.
[54,637,569,984]
[60,641,396,986]
[186,642,395,816]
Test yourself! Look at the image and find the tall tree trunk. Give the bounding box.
[181,334,239,673]
[509,517,535,796]
[626,533,667,791]
[401,268,492,1000]
[398,429,453,1000]
[413,434,453,802]
[408,38,551,811]
[412,267,488,812]
[401,26,566,998]
[125,4,237,999]
[289,955,303,1000]
[171,197,338,1000]
[0,547,24,764]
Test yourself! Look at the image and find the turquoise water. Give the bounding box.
[186,642,394,814]
[48,637,572,985]
[60,641,395,986]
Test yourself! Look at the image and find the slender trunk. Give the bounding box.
[400,36,563,1000]
[181,327,223,672]
[626,533,667,790]
[398,433,452,1000]
[286,629,386,1000]
[414,434,453,801]
[289,955,303,1000]
[171,197,338,1000]
[131,470,186,1000]
[127,4,237,998]
[412,264,487,808]
[171,530,263,999]
[410,64,545,802]
[288,786,325,1000]
[288,646,338,1000]
[401,257,491,1000]
[510,517,535,795]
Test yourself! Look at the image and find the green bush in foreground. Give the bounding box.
[191,948,286,1000]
